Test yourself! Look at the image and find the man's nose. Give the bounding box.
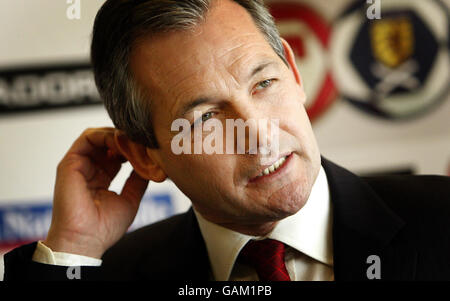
[228,102,278,155]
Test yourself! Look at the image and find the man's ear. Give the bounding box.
[281,38,303,87]
[114,130,167,182]
[281,38,307,104]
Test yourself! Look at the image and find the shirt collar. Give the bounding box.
[194,165,333,281]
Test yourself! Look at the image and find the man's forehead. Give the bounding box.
[131,2,270,69]
[130,32,276,104]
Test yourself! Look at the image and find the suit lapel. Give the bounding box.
[166,208,211,280]
[135,207,211,280]
[322,157,416,280]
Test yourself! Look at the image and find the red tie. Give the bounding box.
[239,239,291,281]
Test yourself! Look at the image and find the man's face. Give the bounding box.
[129,0,321,234]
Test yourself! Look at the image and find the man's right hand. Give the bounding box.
[43,128,149,259]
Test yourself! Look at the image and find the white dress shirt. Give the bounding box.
[33,166,334,281]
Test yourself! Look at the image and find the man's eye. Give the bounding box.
[201,112,214,122]
[254,79,274,92]
[192,112,215,127]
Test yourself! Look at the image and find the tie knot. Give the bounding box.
[239,239,291,281]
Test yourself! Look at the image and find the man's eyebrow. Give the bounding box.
[247,60,279,81]
[178,97,215,118]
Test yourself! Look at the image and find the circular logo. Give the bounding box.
[268,1,338,122]
[331,0,450,120]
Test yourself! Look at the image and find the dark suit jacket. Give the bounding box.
[4,158,450,281]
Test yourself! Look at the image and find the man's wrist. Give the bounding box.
[42,232,105,259]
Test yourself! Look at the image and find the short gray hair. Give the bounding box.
[91,0,286,148]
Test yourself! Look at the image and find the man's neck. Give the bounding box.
[214,220,279,237]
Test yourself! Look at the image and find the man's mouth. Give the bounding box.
[249,152,293,183]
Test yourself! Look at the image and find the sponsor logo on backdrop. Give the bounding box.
[0,203,52,246]
[268,1,338,122]
[0,193,174,251]
[0,64,101,113]
[331,0,450,120]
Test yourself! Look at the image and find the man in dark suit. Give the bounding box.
[4,0,450,281]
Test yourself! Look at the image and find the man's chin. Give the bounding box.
[266,180,311,219]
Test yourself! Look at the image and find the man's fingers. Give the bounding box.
[120,170,149,208]
[58,153,95,181]
[68,127,122,158]
[59,151,121,191]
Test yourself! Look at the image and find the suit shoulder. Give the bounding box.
[102,211,189,263]
[364,174,450,235]
[363,174,450,205]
